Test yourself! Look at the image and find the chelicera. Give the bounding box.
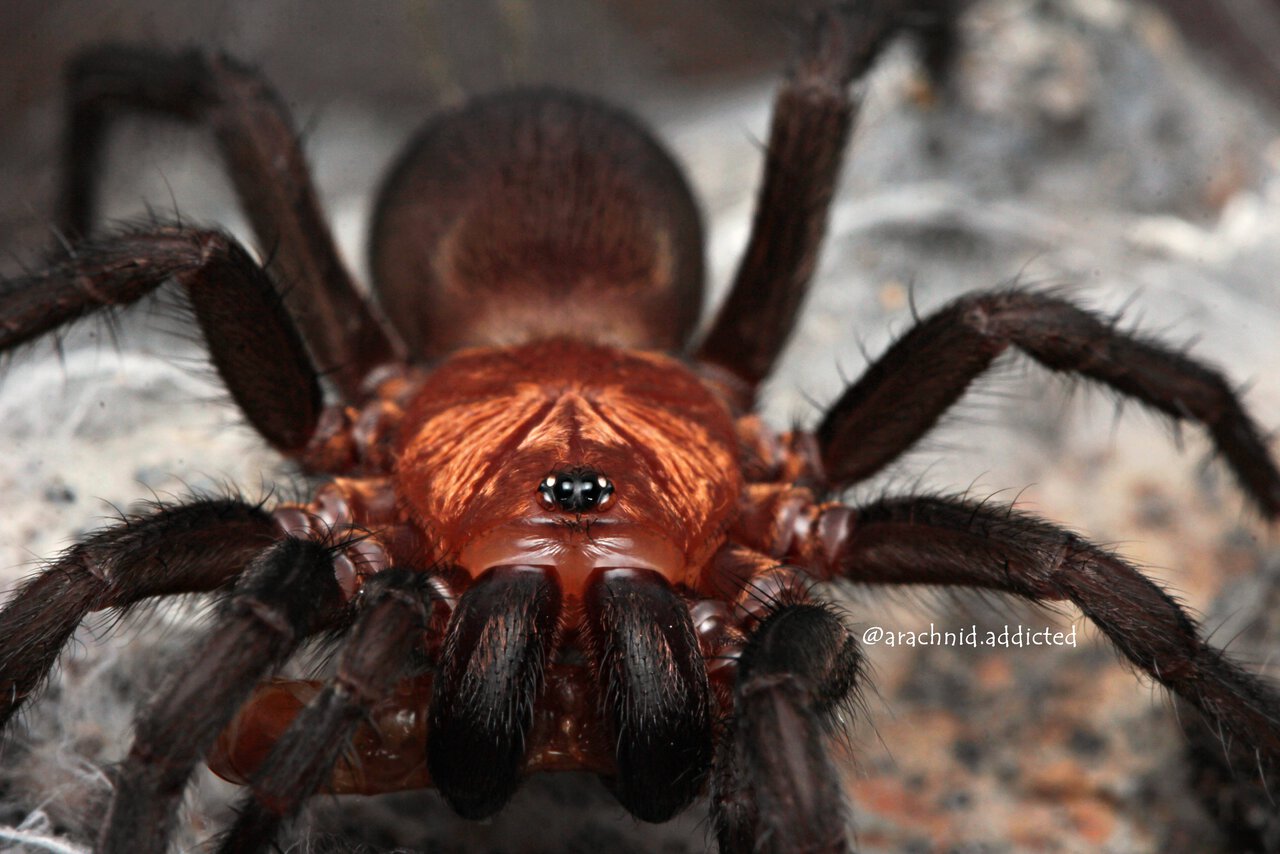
[2,3,1280,853]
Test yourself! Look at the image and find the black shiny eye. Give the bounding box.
[538,468,615,513]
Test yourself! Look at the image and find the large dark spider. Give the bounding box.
[2,2,1280,852]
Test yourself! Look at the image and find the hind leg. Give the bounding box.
[60,46,396,395]
[695,0,959,407]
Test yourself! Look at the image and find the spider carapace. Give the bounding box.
[3,4,1280,853]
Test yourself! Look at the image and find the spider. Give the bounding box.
[2,2,1280,853]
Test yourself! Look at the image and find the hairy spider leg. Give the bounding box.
[217,568,447,854]
[0,498,276,727]
[815,290,1280,516]
[98,537,347,854]
[713,602,864,854]
[0,227,322,451]
[695,0,959,407]
[767,492,1280,777]
[60,47,397,396]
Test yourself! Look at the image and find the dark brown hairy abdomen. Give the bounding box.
[368,90,705,358]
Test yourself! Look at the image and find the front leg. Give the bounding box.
[218,568,444,854]
[100,537,346,854]
[713,602,864,854]
[61,47,396,395]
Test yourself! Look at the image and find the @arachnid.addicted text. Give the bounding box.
[861,623,1078,648]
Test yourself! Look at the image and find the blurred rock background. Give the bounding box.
[2,0,1280,851]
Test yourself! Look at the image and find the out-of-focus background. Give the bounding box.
[2,1,1280,851]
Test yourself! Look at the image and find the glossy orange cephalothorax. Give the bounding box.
[396,339,742,594]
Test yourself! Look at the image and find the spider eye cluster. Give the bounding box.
[538,468,615,513]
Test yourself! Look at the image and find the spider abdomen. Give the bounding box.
[368,90,706,358]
